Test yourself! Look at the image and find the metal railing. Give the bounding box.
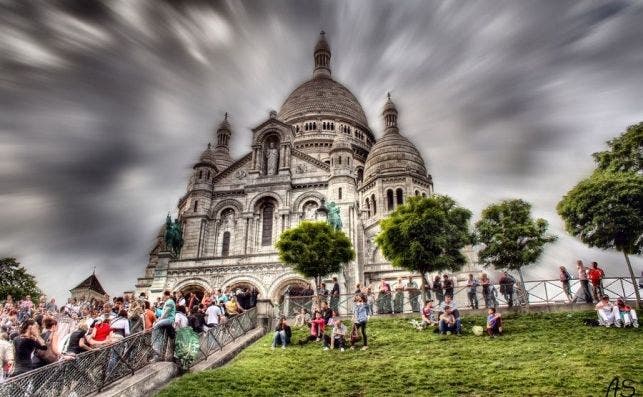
[187,308,258,369]
[278,277,639,317]
[0,328,169,397]
[0,309,260,396]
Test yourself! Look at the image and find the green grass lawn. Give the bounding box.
[157,311,641,397]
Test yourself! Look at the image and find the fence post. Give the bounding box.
[620,278,626,299]
[544,281,549,305]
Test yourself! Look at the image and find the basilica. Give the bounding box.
[135,32,434,302]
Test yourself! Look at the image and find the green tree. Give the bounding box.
[276,221,355,291]
[592,122,642,173]
[375,195,472,289]
[0,257,41,301]
[557,171,642,306]
[475,199,557,289]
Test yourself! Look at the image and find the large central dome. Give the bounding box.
[278,77,369,127]
[277,31,369,129]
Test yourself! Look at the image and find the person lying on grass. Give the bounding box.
[485,307,502,337]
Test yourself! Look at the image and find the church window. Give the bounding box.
[396,188,404,205]
[261,203,274,246]
[365,198,371,217]
[331,123,335,130]
[357,168,363,183]
[194,200,198,212]
[371,194,377,215]
[206,170,210,179]
[296,125,300,132]
[387,189,394,211]
[338,156,342,165]
[313,122,317,130]
[422,192,427,198]
[338,188,342,200]
[198,170,203,179]
[415,190,420,196]
[347,157,350,166]
[221,231,231,257]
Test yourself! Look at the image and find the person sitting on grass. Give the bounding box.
[323,315,347,351]
[615,298,639,328]
[271,317,292,349]
[439,306,461,335]
[595,295,618,327]
[320,301,332,324]
[485,307,503,337]
[310,310,326,342]
[421,300,437,328]
[293,308,311,328]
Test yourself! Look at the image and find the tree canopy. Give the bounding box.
[557,172,642,255]
[276,221,354,288]
[592,121,642,174]
[475,199,557,284]
[375,195,472,285]
[0,257,41,301]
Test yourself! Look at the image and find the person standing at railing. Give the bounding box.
[499,272,515,308]
[406,276,421,313]
[377,279,392,314]
[205,300,223,328]
[393,278,405,314]
[575,260,593,304]
[366,287,376,317]
[559,266,573,302]
[330,277,340,314]
[443,275,454,299]
[466,274,479,309]
[588,262,605,303]
[433,276,444,306]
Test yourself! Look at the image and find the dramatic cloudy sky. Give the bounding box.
[1,0,642,299]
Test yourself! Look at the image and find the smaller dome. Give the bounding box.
[199,143,218,167]
[330,134,353,152]
[211,149,233,170]
[363,133,427,183]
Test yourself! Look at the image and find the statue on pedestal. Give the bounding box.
[164,214,184,255]
[325,201,343,230]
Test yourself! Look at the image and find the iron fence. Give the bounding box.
[278,277,639,318]
[0,327,169,397]
[0,308,260,396]
[188,308,257,368]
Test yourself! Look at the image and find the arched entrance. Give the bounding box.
[274,279,313,317]
[226,281,261,309]
[179,284,206,307]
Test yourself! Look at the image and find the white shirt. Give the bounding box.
[439,300,458,312]
[205,305,222,325]
[174,312,188,329]
[110,317,131,336]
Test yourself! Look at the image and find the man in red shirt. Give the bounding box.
[587,261,605,303]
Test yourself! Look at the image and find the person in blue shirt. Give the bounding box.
[351,294,369,350]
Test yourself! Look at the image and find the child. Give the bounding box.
[323,315,347,351]
[421,300,436,327]
[485,307,502,337]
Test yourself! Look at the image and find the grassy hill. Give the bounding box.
[157,310,641,397]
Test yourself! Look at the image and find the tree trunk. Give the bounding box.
[623,251,641,309]
[517,267,529,307]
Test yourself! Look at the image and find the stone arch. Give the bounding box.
[268,273,311,302]
[248,191,284,211]
[210,199,243,219]
[256,128,286,145]
[293,191,326,213]
[172,277,212,294]
[221,274,268,298]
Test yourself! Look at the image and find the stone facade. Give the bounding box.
[135,32,434,302]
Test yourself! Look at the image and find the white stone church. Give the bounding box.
[135,32,434,302]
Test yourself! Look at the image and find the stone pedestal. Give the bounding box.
[149,251,175,300]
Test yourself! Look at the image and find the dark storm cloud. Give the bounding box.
[1,0,641,298]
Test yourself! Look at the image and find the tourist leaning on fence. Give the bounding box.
[466,274,479,309]
[66,322,93,355]
[110,309,131,338]
[559,266,573,302]
[575,260,593,303]
[152,290,176,360]
[588,262,605,303]
[351,295,369,350]
[271,317,291,349]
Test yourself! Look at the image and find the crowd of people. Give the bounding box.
[0,286,259,381]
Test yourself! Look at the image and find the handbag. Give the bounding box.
[34,333,59,364]
[350,324,361,344]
